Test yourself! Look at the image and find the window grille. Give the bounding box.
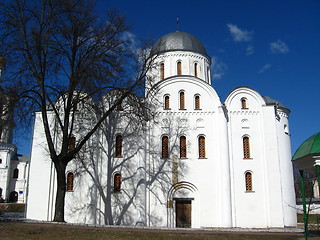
[67,172,74,191]
[180,136,187,158]
[199,136,206,158]
[245,172,253,191]
[162,136,169,158]
[115,135,122,157]
[243,136,250,159]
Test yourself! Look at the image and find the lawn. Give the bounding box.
[0,221,304,240]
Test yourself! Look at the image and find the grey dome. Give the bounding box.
[151,31,208,56]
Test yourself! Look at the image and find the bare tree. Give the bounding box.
[0,0,154,222]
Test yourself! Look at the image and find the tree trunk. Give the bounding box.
[53,160,67,222]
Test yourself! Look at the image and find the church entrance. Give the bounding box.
[175,199,191,228]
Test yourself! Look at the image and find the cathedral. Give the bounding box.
[26,31,297,228]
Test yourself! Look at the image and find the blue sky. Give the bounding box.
[15,0,320,155]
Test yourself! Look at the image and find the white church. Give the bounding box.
[26,31,297,228]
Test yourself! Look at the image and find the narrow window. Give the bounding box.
[243,136,250,159]
[160,63,165,80]
[164,95,170,110]
[114,173,121,192]
[198,136,206,158]
[180,136,187,158]
[117,103,124,111]
[68,136,76,152]
[115,134,122,157]
[9,191,18,202]
[195,95,200,110]
[241,98,247,109]
[162,136,169,158]
[13,168,19,179]
[179,91,185,110]
[0,158,2,164]
[245,172,253,191]
[66,172,74,191]
[194,63,198,77]
[0,187,2,198]
[177,61,182,75]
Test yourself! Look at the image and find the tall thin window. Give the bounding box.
[69,136,76,152]
[243,136,250,159]
[162,136,169,158]
[245,172,253,191]
[198,136,206,158]
[66,172,74,191]
[160,63,165,80]
[0,187,2,198]
[194,63,198,77]
[195,95,200,110]
[114,173,121,192]
[13,168,19,179]
[180,136,187,158]
[177,61,182,75]
[164,95,170,110]
[241,98,247,109]
[179,91,185,110]
[0,158,2,164]
[115,134,122,157]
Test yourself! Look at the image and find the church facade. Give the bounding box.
[26,31,297,228]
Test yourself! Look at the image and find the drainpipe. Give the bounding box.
[300,170,309,239]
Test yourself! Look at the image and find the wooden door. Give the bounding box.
[176,200,191,228]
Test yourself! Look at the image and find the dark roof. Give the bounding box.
[262,96,285,108]
[292,132,320,161]
[150,31,208,57]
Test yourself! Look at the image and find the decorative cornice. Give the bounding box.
[161,53,210,64]
[0,143,17,152]
[158,111,215,116]
[229,110,259,116]
[277,110,289,119]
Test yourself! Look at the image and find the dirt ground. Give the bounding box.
[0,221,308,240]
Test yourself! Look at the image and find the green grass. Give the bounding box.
[0,222,303,240]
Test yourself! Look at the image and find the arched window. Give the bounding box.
[179,91,185,110]
[195,95,200,110]
[241,98,247,109]
[115,134,122,157]
[69,136,76,152]
[162,136,169,158]
[9,191,18,202]
[180,136,187,158]
[13,168,19,179]
[245,172,253,191]
[0,158,2,164]
[194,62,198,77]
[66,172,74,191]
[117,103,124,111]
[177,61,182,75]
[160,62,165,80]
[243,136,250,159]
[284,124,289,135]
[114,173,121,192]
[164,95,170,110]
[198,136,206,158]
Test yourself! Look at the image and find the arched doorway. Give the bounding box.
[9,191,18,202]
[168,181,198,228]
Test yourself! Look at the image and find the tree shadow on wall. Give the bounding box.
[68,91,189,226]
